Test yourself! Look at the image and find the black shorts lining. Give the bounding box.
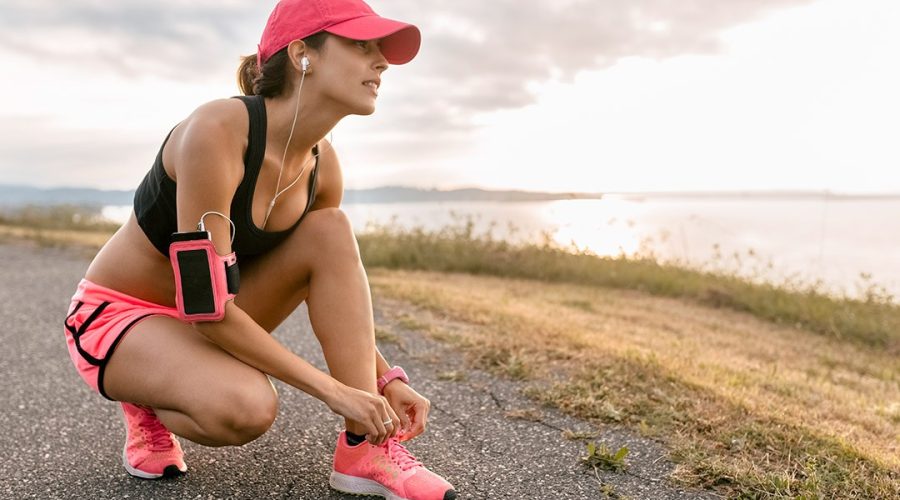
[65,301,111,367]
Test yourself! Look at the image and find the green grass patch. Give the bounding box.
[357,223,899,351]
[584,442,630,473]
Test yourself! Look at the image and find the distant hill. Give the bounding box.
[0,184,603,206]
[0,185,134,206]
[4,184,895,207]
[341,186,602,203]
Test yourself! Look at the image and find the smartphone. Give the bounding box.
[170,231,216,317]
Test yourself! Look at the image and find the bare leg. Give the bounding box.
[105,208,380,442]
[238,208,378,435]
[103,316,278,446]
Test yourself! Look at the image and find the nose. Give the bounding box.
[373,44,389,72]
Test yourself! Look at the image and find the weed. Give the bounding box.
[584,442,629,472]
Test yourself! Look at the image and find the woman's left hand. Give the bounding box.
[382,381,431,442]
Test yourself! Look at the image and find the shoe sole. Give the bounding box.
[329,471,407,500]
[122,446,187,480]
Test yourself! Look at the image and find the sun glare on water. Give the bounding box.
[542,198,645,257]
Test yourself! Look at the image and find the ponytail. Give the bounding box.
[235,32,331,98]
[237,54,259,96]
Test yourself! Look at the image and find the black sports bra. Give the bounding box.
[133,95,319,259]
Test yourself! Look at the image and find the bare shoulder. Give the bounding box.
[165,98,249,182]
[318,137,341,170]
[179,98,248,145]
[311,137,344,209]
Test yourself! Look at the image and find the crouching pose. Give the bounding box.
[62,1,455,498]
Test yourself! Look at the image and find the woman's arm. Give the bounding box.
[170,103,396,438]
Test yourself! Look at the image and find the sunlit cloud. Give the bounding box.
[3,0,897,193]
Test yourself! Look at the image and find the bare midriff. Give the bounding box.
[84,214,177,307]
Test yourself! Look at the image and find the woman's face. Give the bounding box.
[311,35,389,116]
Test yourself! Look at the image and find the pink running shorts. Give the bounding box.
[64,279,180,400]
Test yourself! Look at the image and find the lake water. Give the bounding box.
[102,196,900,301]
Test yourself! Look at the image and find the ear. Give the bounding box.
[286,39,310,72]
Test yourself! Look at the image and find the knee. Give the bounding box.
[299,208,359,257]
[207,380,278,446]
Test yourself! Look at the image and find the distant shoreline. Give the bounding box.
[2,183,899,207]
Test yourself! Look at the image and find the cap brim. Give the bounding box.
[324,15,421,65]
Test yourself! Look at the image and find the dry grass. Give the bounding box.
[0,224,111,251]
[369,268,900,499]
[357,223,900,352]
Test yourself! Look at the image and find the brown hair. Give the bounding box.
[237,32,330,97]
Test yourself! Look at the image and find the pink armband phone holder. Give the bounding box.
[169,233,240,322]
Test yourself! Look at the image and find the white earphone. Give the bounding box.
[300,56,309,72]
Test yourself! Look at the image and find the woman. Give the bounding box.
[62,1,456,499]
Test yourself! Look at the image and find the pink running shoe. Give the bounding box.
[120,402,187,479]
[330,432,456,500]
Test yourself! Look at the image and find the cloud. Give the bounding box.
[356,0,817,159]
[0,0,261,80]
[1,0,817,185]
[386,0,816,114]
[2,0,814,100]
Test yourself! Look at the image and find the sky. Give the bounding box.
[1,0,899,194]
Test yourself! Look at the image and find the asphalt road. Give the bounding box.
[0,241,719,499]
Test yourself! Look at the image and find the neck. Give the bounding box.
[264,93,342,165]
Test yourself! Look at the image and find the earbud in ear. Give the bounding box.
[300,56,310,72]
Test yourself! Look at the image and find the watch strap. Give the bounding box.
[377,366,409,394]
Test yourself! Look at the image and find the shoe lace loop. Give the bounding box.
[386,437,422,472]
[138,409,175,452]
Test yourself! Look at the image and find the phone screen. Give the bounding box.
[176,249,215,314]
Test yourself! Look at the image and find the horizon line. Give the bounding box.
[2,183,900,198]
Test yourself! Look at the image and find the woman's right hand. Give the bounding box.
[325,382,400,446]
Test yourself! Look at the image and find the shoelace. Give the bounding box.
[385,437,423,472]
[137,408,175,452]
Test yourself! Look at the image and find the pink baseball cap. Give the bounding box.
[257,0,421,67]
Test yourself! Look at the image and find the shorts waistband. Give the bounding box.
[73,279,170,309]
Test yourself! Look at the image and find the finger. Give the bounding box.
[386,405,402,439]
[410,400,430,439]
[382,398,402,441]
[398,405,420,441]
[397,405,412,434]
[372,397,392,445]
[365,409,386,446]
[419,398,431,427]
[368,417,387,446]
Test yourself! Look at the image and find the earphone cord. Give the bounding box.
[263,63,335,229]
[198,211,236,244]
[264,69,306,229]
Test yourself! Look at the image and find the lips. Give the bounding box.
[363,79,380,95]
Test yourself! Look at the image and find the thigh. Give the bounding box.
[103,315,275,415]
[236,208,358,331]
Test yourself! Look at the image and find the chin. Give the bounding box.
[353,103,377,116]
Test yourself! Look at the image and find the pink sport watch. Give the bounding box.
[377,366,409,394]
